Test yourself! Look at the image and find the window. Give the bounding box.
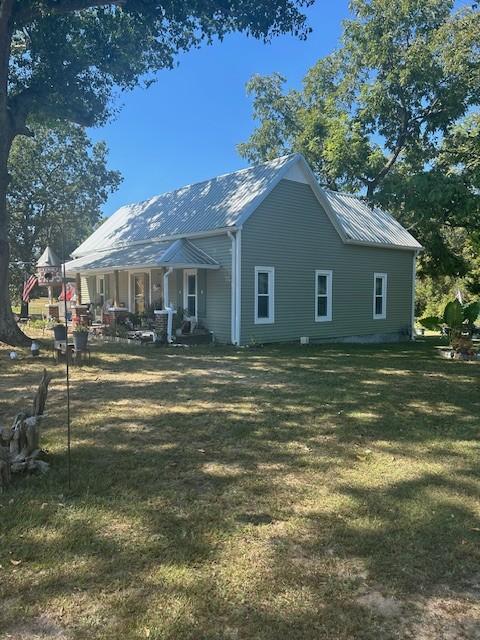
[373,273,387,319]
[183,269,197,318]
[315,270,332,322]
[255,267,274,324]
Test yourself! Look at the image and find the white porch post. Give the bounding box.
[163,267,173,308]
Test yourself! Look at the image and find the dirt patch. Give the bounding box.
[2,614,69,640]
[356,590,403,617]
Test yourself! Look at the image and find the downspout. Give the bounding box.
[235,229,242,346]
[228,231,237,345]
[163,267,174,343]
[411,250,418,340]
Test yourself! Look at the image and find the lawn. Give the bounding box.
[0,338,479,639]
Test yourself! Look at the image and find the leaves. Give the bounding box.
[443,300,464,329]
[7,123,121,300]
[419,316,443,331]
[462,301,480,325]
[239,0,480,278]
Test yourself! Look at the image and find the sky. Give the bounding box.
[89,1,351,217]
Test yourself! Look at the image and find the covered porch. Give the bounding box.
[64,238,220,340]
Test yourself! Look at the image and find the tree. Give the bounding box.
[8,123,121,302]
[0,0,312,346]
[238,0,480,278]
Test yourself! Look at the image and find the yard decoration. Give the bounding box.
[420,299,480,358]
[0,369,52,490]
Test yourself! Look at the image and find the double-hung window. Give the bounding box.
[315,270,332,322]
[373,273,387,319]
[254,267,274,324]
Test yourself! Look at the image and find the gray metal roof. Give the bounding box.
[71,154,421,260]
[73,154,297,257]
[64,238,219,274]
[322,189,422,250]
[37,246,61,267]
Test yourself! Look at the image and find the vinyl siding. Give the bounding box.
[194,235,232,343]
[118,271,129,307]
[151,269,163,306]
[240,179,415,345]
[80,275,95,304]
[168,235,232,343]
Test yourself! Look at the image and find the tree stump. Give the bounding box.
[0,369,52,490]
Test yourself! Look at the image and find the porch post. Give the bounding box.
[163,268,173,308]
[113,269,120,307]
[75,273,82,305]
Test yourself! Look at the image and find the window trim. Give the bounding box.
[254,266,275,324]
[183,268,198,320]
[373,272,387,320]
[315,270,333,322]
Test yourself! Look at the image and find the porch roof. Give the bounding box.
[64,238,219,275]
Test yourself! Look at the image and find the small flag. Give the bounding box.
[22,275,37,302]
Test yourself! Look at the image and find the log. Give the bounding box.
[0,369,52,490]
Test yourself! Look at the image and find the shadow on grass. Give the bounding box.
[0,338,479,638]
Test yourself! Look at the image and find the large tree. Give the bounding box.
[238,0,480,279]
[8,123,121,300]
[0,0,313,346]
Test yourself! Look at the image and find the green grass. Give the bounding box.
[11,296,50,317]
[0,338,479,639]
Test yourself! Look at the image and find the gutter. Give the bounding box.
[411,250,419,340]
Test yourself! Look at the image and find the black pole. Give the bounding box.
[60,231,72,491]
[20,272,29,319]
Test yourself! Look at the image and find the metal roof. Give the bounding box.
[322,189,422,250]
[37,246,61,267]
[64,238,219,274]
[73,154,297,257]
[71,154,421,260]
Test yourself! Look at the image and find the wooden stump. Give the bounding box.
[0,369,52,490]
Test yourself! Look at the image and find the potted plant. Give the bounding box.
[52,323,66,341]
[420,299,479,358]
[72,325,89,351]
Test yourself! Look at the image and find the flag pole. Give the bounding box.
[60,229,72,491]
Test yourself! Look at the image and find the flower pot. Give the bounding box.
[73,331,89,351]
[53,324,67,341]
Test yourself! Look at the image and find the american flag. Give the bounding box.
[22,274,37,302]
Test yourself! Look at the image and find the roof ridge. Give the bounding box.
[118,153,298,211]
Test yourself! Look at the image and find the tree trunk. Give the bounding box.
[0,0,30,346]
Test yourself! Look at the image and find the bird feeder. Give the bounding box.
[37,246,62,319]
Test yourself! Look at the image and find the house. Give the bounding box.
[64,153,422,345]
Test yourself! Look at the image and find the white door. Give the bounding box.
[183,269,197,319]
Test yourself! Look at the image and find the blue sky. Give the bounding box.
[90,1,351,216]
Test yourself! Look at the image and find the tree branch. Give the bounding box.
[365,106,410,198]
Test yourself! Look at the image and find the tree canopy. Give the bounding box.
[0,0,313,345]
[6,0,313,136]
[8,123,121,300]
[238,0,480,281]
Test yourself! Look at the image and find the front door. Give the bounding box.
[183,269,197,319]
[133,274,147,314]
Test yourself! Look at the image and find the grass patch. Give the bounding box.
[0,338,479,639]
